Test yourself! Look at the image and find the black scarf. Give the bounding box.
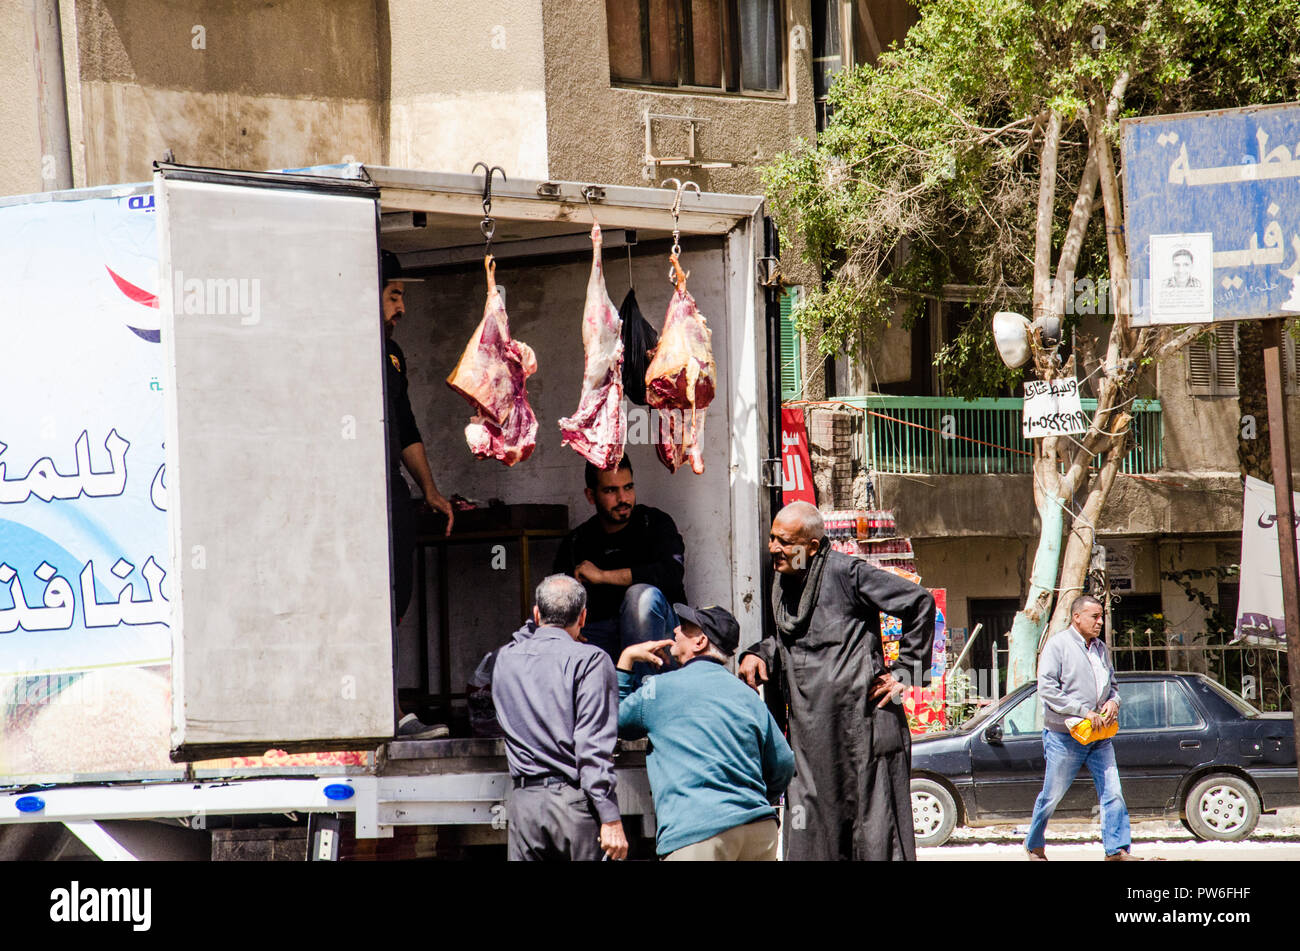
[771,543,829,640]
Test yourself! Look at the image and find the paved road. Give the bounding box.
[920,810,1300,861]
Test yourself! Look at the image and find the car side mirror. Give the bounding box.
[985,723,1003,744]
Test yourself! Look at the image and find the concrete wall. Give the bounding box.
[912,536,1030,633]
[540,0,817,195]
[391,240,748,691]
[0,3,49,197]
[878,473,1036,539]
[2,0,552,193]
[1156,344,1242,473]
[912,534,1202,643]
[18,0,389,189]
[386,0,549,178]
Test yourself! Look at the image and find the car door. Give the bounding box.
[969,687,1105,820]
[968,688,1047,819]
[1109,678,1213,814]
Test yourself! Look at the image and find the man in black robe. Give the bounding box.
[738,501,935,861]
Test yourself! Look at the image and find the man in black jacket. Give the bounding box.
[552,456,686,669]
[382,250,454,740]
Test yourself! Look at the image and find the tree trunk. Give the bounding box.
[1007,92,1133,690]
[1047,427,1128,634]
[1007,453,1066,687]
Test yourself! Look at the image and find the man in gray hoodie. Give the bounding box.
[1024,594,1138,861]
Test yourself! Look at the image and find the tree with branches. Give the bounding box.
[764,0,1300,687]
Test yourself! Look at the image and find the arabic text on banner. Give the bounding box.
[780,407,816,505]
[1235,475,1296,644]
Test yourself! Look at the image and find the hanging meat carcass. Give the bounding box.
[446,256,538,466]
[559,222,626,469]
[644,255,716,474]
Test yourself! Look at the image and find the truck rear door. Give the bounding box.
[156,165,394,759]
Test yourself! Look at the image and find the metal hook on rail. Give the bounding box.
[660,178,699,291]
[473,162,508,253]
[581,185,602,226]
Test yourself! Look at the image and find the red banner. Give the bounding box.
[780,407,816,505]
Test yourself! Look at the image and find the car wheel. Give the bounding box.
[911,778,958,847]
[1179,815,1206,841]
[1184,774,1260,842]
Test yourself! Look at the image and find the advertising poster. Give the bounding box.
[880,589,947,734]
[1022,377,1087,439]
[1235,475,1296,644]
[780,407,816,505]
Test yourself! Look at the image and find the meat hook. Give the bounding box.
[661,178,699,291]
[473,162,508,252]
[581,185,602,226]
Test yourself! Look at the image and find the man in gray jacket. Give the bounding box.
[493,574,628,861]
[1024,594,1139,861]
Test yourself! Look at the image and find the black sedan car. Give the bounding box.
[911,672,1299,847]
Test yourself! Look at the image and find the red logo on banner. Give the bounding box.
[780,408,815,505]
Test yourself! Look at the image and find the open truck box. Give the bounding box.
[0,164,779,847]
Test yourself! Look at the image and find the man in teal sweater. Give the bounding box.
[617,603,795,860]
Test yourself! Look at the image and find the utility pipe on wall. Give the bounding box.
[29,0,74,191]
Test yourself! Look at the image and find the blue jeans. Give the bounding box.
[580,584,679,682]
[1025,729,1131,855]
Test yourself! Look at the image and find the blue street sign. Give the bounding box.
[1122,101,1300,326]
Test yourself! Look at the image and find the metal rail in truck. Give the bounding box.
[0,163,782,859]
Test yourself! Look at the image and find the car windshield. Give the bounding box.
[1199,676,1261,718]
[957,690,1030,732]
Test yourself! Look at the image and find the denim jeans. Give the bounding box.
[1024,729,1131,855]
[580,584,679,683]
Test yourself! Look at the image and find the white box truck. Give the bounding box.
[0,163,785,860]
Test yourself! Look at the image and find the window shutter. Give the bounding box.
[1186,336,1214,393]
[1215,324,1238,392]
[1186,325,1237,396]
[780,287,802,400]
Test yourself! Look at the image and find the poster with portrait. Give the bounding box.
[1150,232,1214,323]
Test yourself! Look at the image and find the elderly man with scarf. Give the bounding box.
[738,501,936,861]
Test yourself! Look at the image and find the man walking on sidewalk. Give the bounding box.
[1025,594,1139,861]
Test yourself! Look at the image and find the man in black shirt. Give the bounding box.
[552,456,686,669]
[383,251,454,740]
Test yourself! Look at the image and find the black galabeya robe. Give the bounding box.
[744,550,935,860]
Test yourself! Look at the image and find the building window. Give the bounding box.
[1185,325,1237,397]
[812,0,844,130]
[606,0,785,96]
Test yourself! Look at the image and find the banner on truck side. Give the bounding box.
[0,193,370,779]
[0,192,178,776]
[1235,475,1296,644]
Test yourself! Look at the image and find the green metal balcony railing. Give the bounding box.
[806,395,1163,476]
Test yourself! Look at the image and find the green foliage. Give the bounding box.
[764,0,1300,395]
[944,668,982,728]
[934,309,1026,397]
